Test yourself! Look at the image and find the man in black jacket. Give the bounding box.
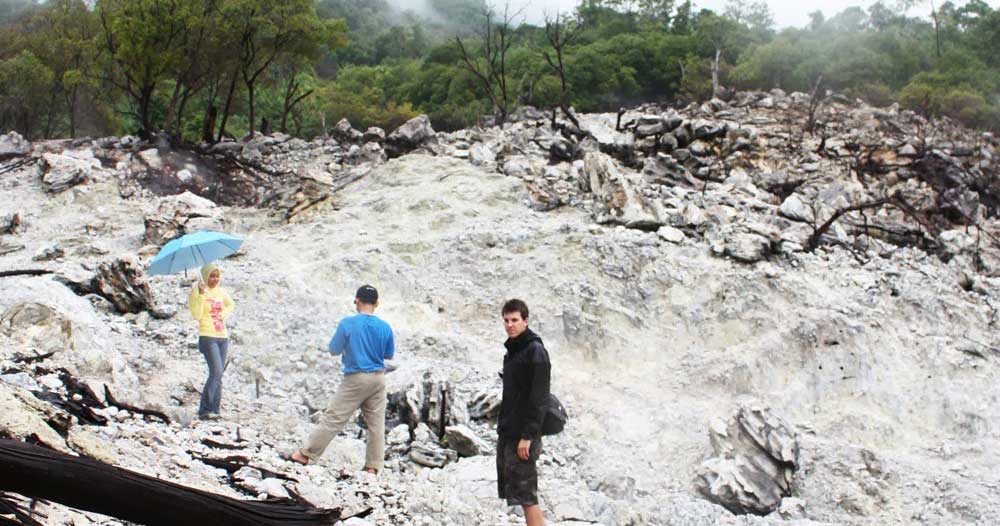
[497,299,551,526]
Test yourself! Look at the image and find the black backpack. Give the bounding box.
[540,393,568,435]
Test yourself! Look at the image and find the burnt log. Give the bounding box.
[0,439,343,526]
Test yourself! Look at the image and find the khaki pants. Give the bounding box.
[301,370,386,471]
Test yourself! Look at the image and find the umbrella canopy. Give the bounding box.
[147,231,243,276]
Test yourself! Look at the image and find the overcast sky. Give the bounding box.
[493,0,1000,28]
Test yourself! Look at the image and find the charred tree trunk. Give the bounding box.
[711,48,721,98]
[164,81,183,137]
[203,105,218,144]
[0,439,344,526]
[217,69,240,143]
[806,74,824,135]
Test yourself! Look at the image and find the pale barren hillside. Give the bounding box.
[1,91,999,526]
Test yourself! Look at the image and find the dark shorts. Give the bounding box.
[496,436,542,506]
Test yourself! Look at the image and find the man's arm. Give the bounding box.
[520,343,551,440]
[328,323,347,355]
[384,329,395,360]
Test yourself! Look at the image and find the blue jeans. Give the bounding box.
[198,337,229,416]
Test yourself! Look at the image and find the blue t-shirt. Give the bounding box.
[328,313,395,374]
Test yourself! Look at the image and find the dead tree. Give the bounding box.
[103,385,170,424]
[807,194,895,252]
[0,439,344,526]
[805,74,824,135]
[541,12,583,129]
[455,2,523,126]
[806,192,940,252]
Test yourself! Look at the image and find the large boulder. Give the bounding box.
[386,115,435,157]
[346,142,387,165]
[468,389,502,420]
[695,404,799,515]
[38,151,101,193]
[584,151,662,229]
[634,115,666,137]
[143,191,224,246]
[444,425,490,457]
[89,256,154,314]
[332,118,364,144]
[363,127,386,143]
[778,194,814,223]
[724,233,772,263]
[642,153,701,188]
[409,441,458,468]
[0,131,31,160]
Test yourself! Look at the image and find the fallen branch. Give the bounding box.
[201,438,247,450]
[0,158,37,177]
[0,439,344,526]
[12,352,57,365]
[0,270,52,279]
[103,385,170,424]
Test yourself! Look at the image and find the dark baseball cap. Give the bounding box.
[356,284,379,304]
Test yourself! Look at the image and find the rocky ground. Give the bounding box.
[1,90,999,526]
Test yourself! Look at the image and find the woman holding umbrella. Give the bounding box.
[189,263,235,420]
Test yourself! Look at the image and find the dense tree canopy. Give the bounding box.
[1,0,999,140]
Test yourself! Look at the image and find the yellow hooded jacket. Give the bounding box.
[188,263,235,338]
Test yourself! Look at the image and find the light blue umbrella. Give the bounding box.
[147,231,244,276]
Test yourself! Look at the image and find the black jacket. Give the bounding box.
[498,328,551,440]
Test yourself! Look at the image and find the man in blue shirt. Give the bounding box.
[286,285,395,473]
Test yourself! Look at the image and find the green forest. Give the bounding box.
[1,0,999,142]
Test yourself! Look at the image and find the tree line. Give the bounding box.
[1,0,998,142]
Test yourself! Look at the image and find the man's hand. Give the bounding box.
[517,438,532,461]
